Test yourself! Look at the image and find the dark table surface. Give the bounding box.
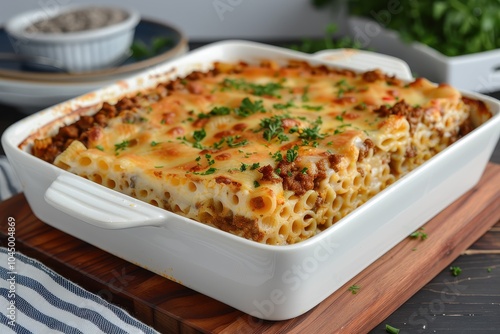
[1,41,499,333]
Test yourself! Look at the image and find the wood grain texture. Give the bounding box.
[0,163,499,334]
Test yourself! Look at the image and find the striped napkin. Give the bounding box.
[0,248,159,334]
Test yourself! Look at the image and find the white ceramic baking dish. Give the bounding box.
[2,41,500,321]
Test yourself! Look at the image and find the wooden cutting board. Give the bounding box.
[1,163,499,334]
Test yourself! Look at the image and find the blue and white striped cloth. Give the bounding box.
[0,248,159,334]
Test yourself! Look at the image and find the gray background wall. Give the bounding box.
[0,0,344,40]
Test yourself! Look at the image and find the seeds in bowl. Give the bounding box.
[24,7,129,34]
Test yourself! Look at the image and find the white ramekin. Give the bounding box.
[5,5,140,72]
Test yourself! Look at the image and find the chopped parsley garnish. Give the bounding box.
[226,136,248,148]
[210,135,248,150]
[222,78,283,97]
[410,228,428,240]
[260,115,286,142]
[348,285,360,294]
[234,98,265,117]
[205,153,215,166]
[299,125,325,141]
[335,79,355,98]
[286,145,299,162]
[114,140,130,154]
[253,180,260,188]
[150,141,160,147]
[273,101,295,110]
[301,85,310,102]
[450,266,462,277]
[241,162,261,171]
[333,123,353,135]
[154,165,164,168]
[192,128,206,146]
[95,145,104,151]
[302,104,323,111]
[200,167,217,175]
[200,106,231,118]
[252,82,283,97]
[294,117,325,141]
[385,324,400,334]
[301,167,308,174]
[272,151,283,162]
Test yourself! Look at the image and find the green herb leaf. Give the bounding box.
[410,228,428,240]
[193,129,206,143]
[286,145,299,162]
[450,266,462,277]
[385,324,400,334]
[226,136,249,148]
[114,140,130,154]
[273,101,295,110]
[222,78,283,97]
[348,285,360,294]
[273,151,283,162]
[234,98,265,117]
[152,36,173,54]
[199,167,217,175]
[259,116,286,142]
[302,104,323,111]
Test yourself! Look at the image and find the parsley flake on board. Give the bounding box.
[450,266,462,277]
[348,285,360,294]
[410,228,428,240]
[385,324,400,334]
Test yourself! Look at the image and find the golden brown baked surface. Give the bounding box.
[31,60,491,245]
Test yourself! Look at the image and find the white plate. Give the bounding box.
[0,19,188,113]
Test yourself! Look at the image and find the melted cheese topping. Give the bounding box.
[45,60,482,245]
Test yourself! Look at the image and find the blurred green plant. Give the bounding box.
[313,0,500,56]
[131,36,173,60]
[286,23,364,53]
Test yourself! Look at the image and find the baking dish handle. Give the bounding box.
[312,48,413,81]
[44,174,166,229]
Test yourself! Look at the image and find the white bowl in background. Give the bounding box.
[348,16,500,93]
[5,5,140,72]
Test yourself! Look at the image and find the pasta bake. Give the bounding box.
[31,60,491,245]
